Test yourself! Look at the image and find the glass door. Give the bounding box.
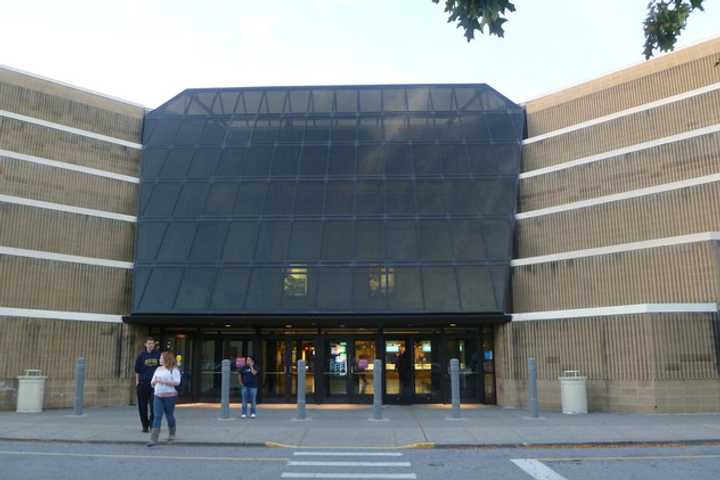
[445,334,495,404]
[414,338,441,402]
[262,338,316,402]
[324,338,377,402]
[262,339,289,401]
[222,338,253,401]
[291,340,316,401]
[479,333,496,404]
[326,340,349,398]
[161,334,193,401]
[196,336,253,401]
[384,338,411,403]
[198,338,218,399]
[351,339,376,400]
[384,337,440,403]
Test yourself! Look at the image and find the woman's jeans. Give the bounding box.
[152,395,177,429]
[241,387,257,415]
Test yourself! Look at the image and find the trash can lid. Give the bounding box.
[558,370,587,380]
[17,369,47,380]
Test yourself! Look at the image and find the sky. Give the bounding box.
[2,0,719,108]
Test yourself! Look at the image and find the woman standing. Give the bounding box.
[147,351,181,446]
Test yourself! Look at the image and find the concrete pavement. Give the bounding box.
[1,404,720,448]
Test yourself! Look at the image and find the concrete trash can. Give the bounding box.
[16,369,47,413]
[558,370,587,414]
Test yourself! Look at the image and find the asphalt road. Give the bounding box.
[1,440,720,479]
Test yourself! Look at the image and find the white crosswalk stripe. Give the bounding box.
[281,450,416,480]
[511,459,569,480]
[281,474,416,479]
[294,452,405,457]
[288,462,411,467]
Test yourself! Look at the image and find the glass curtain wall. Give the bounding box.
[134,84,523,317]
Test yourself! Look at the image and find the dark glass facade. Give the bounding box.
[133,84,523,317]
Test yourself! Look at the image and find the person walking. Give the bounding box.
[239,356,259,418]
[134,337,160,433]
[147,351,181,446]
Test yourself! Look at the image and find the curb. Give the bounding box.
[0,437,268,448]
[431,439,720,449]
[2,437,720,449]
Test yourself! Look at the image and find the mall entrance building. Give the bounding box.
[126,84,523,404]
[4,38,720,413]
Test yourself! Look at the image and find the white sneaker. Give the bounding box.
[250,413,256,418]
[241,414,247,418]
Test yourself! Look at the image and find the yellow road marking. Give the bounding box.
[0,450,288,462]
[544,454,720,462]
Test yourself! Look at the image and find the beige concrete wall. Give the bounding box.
[0,67,144,410]
[525,37,720,136]
[0,155,137,214]
[517,182,720,257]
[0,116,141,176]
[0,317,146,410]
[0,255,132,313]
[523,88,720,172]
[495,314,720,412]
[513,241,720,312]
[0,204,134,261]
[510,39,720,412]
[0,67,144,141]
[519,130,720,212]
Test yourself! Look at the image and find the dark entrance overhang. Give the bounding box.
[123,313,510,329]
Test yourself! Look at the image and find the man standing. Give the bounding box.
[239,356,259,418]
[396,344,412,404]
[135,337,161,432]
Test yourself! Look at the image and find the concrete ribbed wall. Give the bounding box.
[0,255,132,313]
[0,68,143,141]
[519,130,720,212]
[496,314,720,412]
[0,155,137,214]
[0,204,134,260]
[525,37,720,136]
[513,241,720,312]
[523,88,720,171]
[517,182,720,257]
[504,38,720,412]
[0,317,143,409]
[0,67,145,410]
[0,117,140,176]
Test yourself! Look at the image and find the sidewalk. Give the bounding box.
[2,404,720,448]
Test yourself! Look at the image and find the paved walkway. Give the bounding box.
[2,404,720,448]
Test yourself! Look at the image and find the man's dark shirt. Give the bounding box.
[134,350,161,384]
[239,365,259,388]
[397,351,411,381]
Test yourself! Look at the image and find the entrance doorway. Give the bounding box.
[156,326,495,405]
[196,336,254,401]
[262,338,316,402]
[384,337,441,403]
[444,334,496,404]
[324,338,377,402]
